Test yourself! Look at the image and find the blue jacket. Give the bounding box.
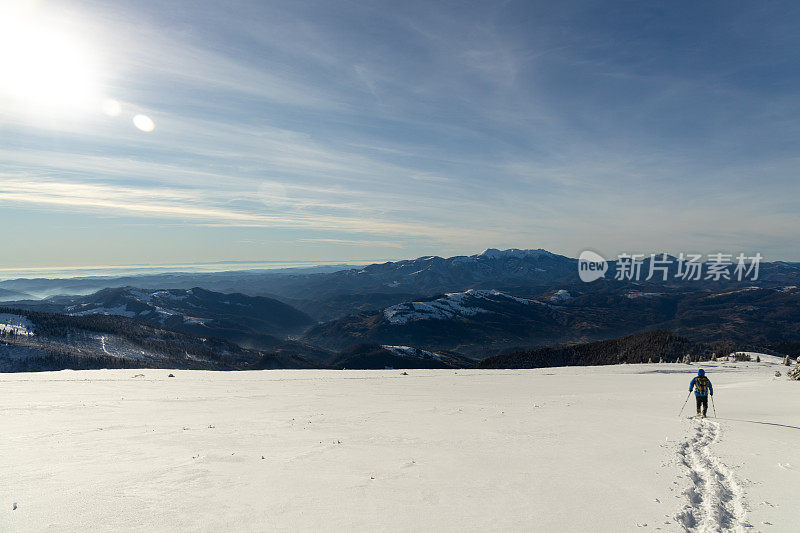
[690,376,713,397]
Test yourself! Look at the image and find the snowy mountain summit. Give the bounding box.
[308,247,577,298]
[477,248,553,259]
[66,288,195,321]
[383,289,529,325]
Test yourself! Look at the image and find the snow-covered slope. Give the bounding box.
[303,288,561,354]
[2,360,799,532]
[23,287,316,352]
[0,309,289,372]
[57,287,312,334]
[0,313,34,336]
[7,289,327,362]
[383,289,530,325]
[381,345,442,360]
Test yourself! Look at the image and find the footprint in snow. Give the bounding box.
[674,420,748,531]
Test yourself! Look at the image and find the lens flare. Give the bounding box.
[133,114,156,132]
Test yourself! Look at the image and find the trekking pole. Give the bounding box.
[711,395,717,418]
[678,391,692,418]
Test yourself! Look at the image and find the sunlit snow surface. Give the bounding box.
[383,289,529,325]
[381,345,442,360]
[0,313,34,336]
[2,359,799,531]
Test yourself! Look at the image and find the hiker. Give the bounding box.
[689,368,713,417]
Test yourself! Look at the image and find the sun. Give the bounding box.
[0,4,100,115]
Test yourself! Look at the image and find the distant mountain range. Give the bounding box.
[303,284,800,356]
[0,248,579,310]
[278,248,577,300]
[3,248,798,318]
[0,288,34,301]
[2,248,800,371]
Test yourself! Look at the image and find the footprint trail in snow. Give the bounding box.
[675,419,749,532]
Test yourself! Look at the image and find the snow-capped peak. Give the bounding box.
[477,248,552,259]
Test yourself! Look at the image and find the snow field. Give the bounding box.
[1,360,798,532]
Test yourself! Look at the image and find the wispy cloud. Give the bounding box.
[2,0,800,264]
[0,176,505,245]
[298,238,404,248]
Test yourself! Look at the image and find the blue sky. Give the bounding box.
[1,0,799,268]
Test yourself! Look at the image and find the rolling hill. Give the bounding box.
[0,308,314,372]
[9,287,325,357]
[328,343,474,369]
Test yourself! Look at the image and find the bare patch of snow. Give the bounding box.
[626,292,663,299]
[154,307,181,317]
[708,287,762,298]
[99,335,111,356]
[0,313,34,336]
[151,290,189,301]
[725,351,784,364]
[127,290,154,303]
[550,289,571,302]
[381,345,442,360]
